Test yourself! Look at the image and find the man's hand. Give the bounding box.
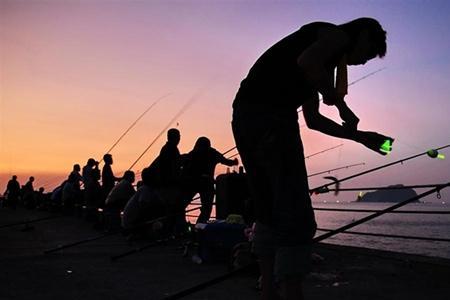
[356,131,394,155]
[335,100,359,131]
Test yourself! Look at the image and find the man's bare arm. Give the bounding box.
[302,98,393,155]
[297,27,348,105]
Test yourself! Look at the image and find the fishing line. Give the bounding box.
[102,93,171,160]
[128,95,198,170]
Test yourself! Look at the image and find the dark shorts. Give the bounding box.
[232,107,316,247]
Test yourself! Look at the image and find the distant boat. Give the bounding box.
[355,184,419,203]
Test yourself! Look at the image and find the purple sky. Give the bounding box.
[1,0,449,202]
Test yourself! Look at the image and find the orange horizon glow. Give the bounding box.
[2,1,450,200]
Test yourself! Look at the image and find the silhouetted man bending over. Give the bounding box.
[232,17,393,300]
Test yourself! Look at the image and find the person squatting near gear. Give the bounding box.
[122,167,167,240]
[232,17,393,300]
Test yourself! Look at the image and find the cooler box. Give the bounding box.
[197,221,247,263]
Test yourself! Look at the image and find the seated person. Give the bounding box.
[122,167,167,239]
[105,170,136,211]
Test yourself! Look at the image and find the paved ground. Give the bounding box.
[1,207,450,300]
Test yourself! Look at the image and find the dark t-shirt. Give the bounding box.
[233,22,338,112]
[182,148,226,180]
[158,142,181,186]
[6,180,21,197]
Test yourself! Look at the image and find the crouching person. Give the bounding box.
[122,167,168,240]
[104,170,136,231]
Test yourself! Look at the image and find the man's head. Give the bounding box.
[12,175,17,181]
[73,164,81,172]
[167,128,180,146]
[103,154,113,164]
[339,17,387,65]
[194,136,211,152]
[29,176,35,182]
[123,170,135,184]
[87,158,96,166]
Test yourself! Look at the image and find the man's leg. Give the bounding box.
[197,185,214,223]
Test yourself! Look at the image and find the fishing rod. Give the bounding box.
[310,144,450,194]
[41,95,170,190]
[225,143,344,160]
[305,143,343,159]
[297,67,386,113]
[128,95,198,170]
[163,144,449,299]
[316,227,450,243]
[222,146,236,157]
[308,162,365,178]
[314,183,448,194]
[103,93,171,158]
[43,200,201,254]
[313,207,450,214]
[313,183,449,242]
[163,182,449,300]
[109,205,202,261]
[0,215,62,229]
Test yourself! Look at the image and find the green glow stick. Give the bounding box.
[437,154,445,160]
[380,139,392,154]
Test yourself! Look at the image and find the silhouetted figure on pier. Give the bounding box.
[22,176,35,208]
[156,128,182,187]
[122,167,167,239]
[182,137,238,224]
[35,187,46,209]
[82,158,98,186]
[148,128,185,234]
[101,154,119,203]
[232,17,392,299]
[82,158,101,218]
[62,173,82,213]
[4,175,21,209]
[70,164,83,190]
[105,170,136,211]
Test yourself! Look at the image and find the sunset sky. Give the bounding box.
[1,0,449,202]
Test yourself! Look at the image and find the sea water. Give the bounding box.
[313,201,450,259]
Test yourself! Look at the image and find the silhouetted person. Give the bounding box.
[182,137,238,223]
[62,173,81,213]
[122,167,167,239]
[148,128,185,234]
[70,164,83,190]
[82,158,101,218]
[101,154,119,203]
[105,170,136,211]
[4,175,20,209]
[82,158,98,186]
[156,128,182,187]
[50,181,65,208]
[232,18,392,300]
[35,187,46,209]
[22,176,35,208]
